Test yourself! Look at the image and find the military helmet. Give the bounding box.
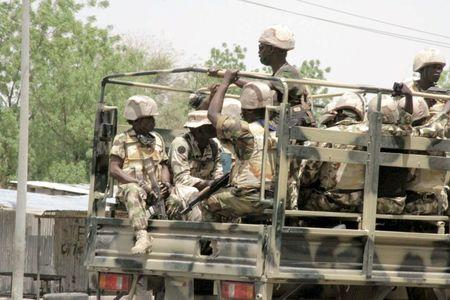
[259,25,295,50]
[368,95,399,124]
[331,92,365,121]
[413,48,446,72]
[240,81,275,109]
[398,97,430,122]
[184,110,211,128]
[222,98,242,119]
[124,95,159,121]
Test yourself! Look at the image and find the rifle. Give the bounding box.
[180,172,230,216]
[144,158,167,219]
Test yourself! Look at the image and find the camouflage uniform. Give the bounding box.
[166,132,223,221]
[111,129,168,229]
[405,112,450,215]
[299,95,411,214]
[203,114,277,220]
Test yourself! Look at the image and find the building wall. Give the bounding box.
[0,209,88,295]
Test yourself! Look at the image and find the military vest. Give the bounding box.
[182,133,221,180]
[121,130,166,183]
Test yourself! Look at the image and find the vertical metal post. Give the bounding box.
[268,80,290,275]
[12,0,30,298]
[36,217,41,299]
[361,92,382,277]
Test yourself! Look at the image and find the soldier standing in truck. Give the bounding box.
[109,95,171,254]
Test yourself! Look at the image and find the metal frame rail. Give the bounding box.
[87,67,450,289]
[267,76,450,286]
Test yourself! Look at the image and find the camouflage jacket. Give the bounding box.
[169,132,223,187]
[216,115,277,191]
[110,129,168,186]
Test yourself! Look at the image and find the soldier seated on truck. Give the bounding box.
[396,85,450,215]
[166,110,224,221]
[109,95,171,254]
[204,70,277,221]
[299,94,414,214]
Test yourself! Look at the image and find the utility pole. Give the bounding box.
[12,0,30,298]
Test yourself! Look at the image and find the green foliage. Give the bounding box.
[0,0,174,184]
[299,59,331,94]
[0,108,19,186]
[205,43,247,71]
[438,70,450,89]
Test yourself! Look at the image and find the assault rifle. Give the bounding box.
[180,172,230,216]
[144,158,167,219]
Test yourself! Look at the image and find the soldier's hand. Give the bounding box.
[207,68,220,77]
[392,82,412,97]
[223,69,239,84]
[159,182,172,199]
[138,180,154,194]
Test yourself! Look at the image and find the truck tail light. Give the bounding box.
[98,272,131,291]
[220,281,255,300]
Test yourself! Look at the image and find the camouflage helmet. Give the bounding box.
[124,95,159,121]
[184,110,211,128]
[331,92,365,121]
[368,95,399,124]
[399,97,430,122]
[240,81,275,109]
[259,25,295,50]
[413,48,446,72]
[222,98,242,119]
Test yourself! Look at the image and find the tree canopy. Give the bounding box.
[0,2,332,185]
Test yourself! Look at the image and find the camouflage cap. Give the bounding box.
[184,110,212,128]
[259,25,295,50]
[368,95,399,124]
[222,98,241,119]
[240,81,275,109]
[332,92,365,121]
[399,97,430,122]
[124,95,159,121]
[413,48,446,72]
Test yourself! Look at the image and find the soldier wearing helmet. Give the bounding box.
[299,95,410,214]
[166,110,223,221]
[109,95,171,254]
[397,48,446,110]
[298,92,367,213]
[204,70,277,220]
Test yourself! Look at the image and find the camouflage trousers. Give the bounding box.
[202,187,270,221]
[166,184,202,221]
[118,183,149,231]
[287,159,301,210]
[299,189,405,214]
[404,190,449,215]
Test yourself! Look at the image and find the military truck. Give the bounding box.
[85,67,450,299]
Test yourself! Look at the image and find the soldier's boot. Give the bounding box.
[131,230,152,255]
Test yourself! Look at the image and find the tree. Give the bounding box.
[0,0,175,184]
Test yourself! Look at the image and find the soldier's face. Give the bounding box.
[190,125,216,146]
[134,116,155,134]
[420,64,444,84]
[259,43,272,66]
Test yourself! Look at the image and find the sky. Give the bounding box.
[79,0,450,90]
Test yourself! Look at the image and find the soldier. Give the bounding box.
[109,95,171,254]
[204,70,277,220]
[166,110,223,221]
[298,92,367,212]
[402,97,450,215]
[405,48,446,108]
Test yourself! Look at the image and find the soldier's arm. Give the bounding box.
[109,155,139,184]
[208,70,238,127]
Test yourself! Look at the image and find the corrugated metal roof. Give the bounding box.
[0,189,88,215]
[9,181,89,195]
